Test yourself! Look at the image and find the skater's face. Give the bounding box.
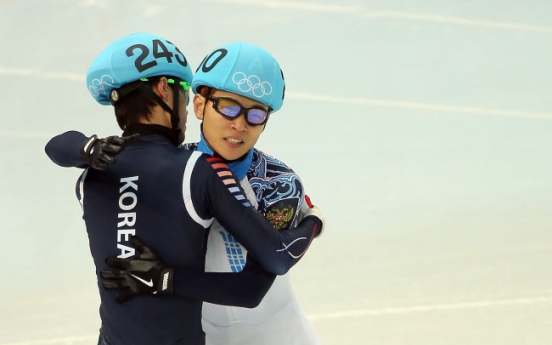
[194,89,268,161]
[174,87,189,144]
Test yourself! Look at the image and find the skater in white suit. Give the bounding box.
[188,42,322,345]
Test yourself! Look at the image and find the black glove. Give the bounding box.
[100,236,174,303]
[80,133,139,170]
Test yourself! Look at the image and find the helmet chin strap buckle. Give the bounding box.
[109,90,120,105]
[109,81,144,106]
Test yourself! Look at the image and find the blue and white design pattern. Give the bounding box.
[219,232,247,272]
[248,149,303,215]
[184,143,304,272]
[216,149,304,271]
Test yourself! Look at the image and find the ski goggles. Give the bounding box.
[207,96,270,126]
[140,78,191,105]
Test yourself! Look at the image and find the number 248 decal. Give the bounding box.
[126,39,188,72]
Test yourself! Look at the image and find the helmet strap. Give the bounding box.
[169,77,182,142]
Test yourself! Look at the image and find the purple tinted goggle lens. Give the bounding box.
[208,96,269,126]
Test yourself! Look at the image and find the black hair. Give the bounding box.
[113,77,163,130]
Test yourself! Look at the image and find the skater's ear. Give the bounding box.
[194,94,206,121]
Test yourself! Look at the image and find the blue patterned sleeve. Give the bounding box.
[249,151,305,230]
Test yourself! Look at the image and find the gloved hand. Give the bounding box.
[297,195,326,237]
[80,133,139,170]
[100,236,174,303]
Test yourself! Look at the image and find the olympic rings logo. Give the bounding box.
[89,75,115,96]
[232,72,272,98]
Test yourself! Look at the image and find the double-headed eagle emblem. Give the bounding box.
[265,204,295,230]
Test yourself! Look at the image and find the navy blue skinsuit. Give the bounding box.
[45,125,321,345]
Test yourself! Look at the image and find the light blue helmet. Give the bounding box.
[192,42,285,112]
[87,33,193,105]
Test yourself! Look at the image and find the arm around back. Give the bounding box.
[173,253,276,308]
[45,130,89,168]
[190,154,322,275]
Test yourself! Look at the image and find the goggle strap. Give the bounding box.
[167,78,190,91]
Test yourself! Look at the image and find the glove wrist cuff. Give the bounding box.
[159,268,174,293]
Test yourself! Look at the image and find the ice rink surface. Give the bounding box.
[1,0,552,344]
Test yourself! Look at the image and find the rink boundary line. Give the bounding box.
[1,66,551,121]
[0,130,53,139]
[0,66,83,81]
[0,335,98,345]
[5,298,552,344]
[360,11,552,33]
[203,0,552,33]
[288,93,552,120]
[308,296,552,321]
[202,0,359,13]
